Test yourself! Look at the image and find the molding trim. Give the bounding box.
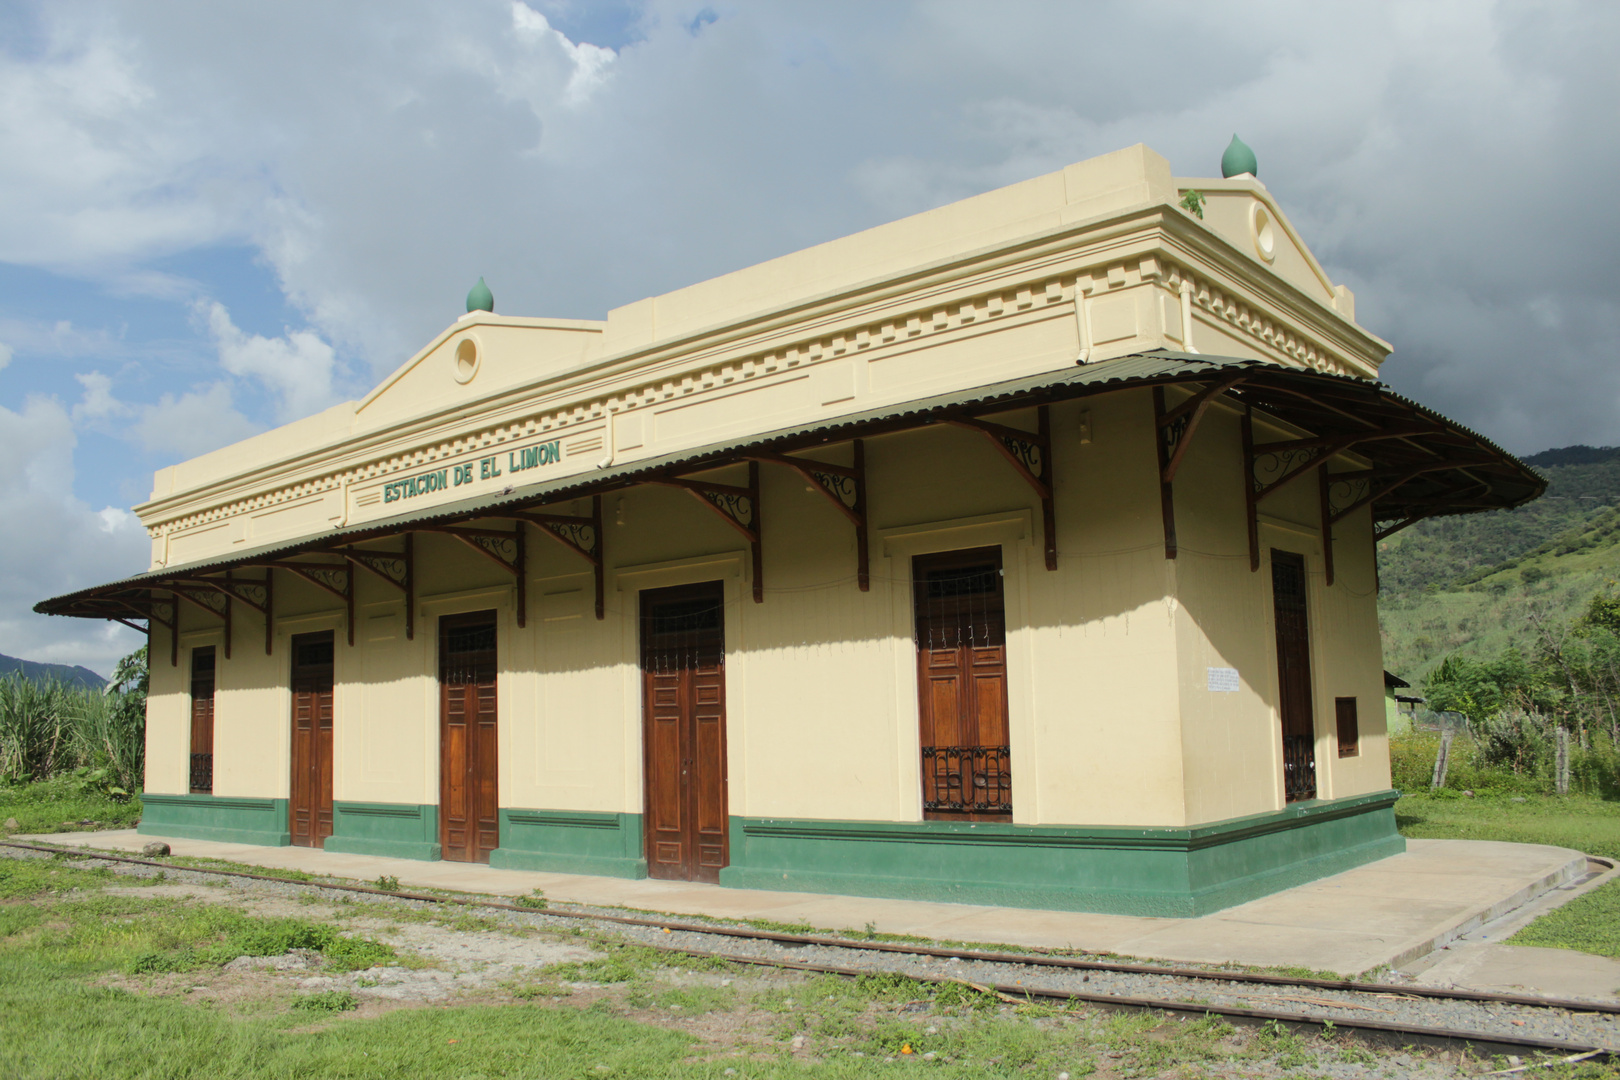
[720,790,1402,917]
[489,809,647,878]
[323,801,441,861]
[137,792,291,846]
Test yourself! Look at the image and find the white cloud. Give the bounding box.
[0,396,147,674]
[132,381,261,459]
[0,342,11,372]
[0,0,1617,459]
[0,21,246,272]
[201,300,339,422]
[72,370,126,421]
[510,2,616,105]
[97,506,136,534]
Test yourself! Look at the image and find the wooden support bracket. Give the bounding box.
[265,560,354,646]
[750,440,869,590]
[163,584,232,656]
[656,463,764,601]
[499,494,605,619]
[335,541,416,639]
[953,406,1055,570]
[147,595,179,667]
[1319,466,1335,588]
[415,526,526,626]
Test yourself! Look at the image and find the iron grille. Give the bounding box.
[1282,733,1317,802]
[921,745,1011,814]
[189,753,213,795]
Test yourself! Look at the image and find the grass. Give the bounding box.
[1509,879,1620,958]
[1396,789,1620,962]
[1395,791,1620,861]
[0,776,142,833]
[3,849,1513,1080]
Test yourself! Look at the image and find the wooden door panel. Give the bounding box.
[1270,551,1318,802]
[914,548,1011,822]
[289,633,334,848]
[439,614,499,863]
[641,582,728,883]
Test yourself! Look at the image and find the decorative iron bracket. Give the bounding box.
[496,495,605,619]
[417,525,527,626]
[655,462,764,602]
[1153,376,1249,560]
[265,560,354,646]
[146,595,179,667]
[162,583,232,654]
[951,406,1055,570]
[333,539,415,639]
[750,441,869,590]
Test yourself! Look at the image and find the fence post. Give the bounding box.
[1431,729,1453,790]
[1555,725,1570,796]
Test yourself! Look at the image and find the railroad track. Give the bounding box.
[6,839,1617,1063]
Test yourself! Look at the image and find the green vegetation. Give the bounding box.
[0,646,147,824]
[0,773,144,833]
[290,990,360,1014]
[1378,447,1620,681]
[1395,790,1620,861]
[1509,879,1620,958]
[0,849,1573,1078]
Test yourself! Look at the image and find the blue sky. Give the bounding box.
[3,0,1619,674]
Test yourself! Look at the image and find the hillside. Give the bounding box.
[1377,446,1620,683]
[0,653,106,689]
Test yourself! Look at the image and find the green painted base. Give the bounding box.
[489,809,646,878]
[719,791,1404,917]
[323,802,441,861]
[138,793,291,846]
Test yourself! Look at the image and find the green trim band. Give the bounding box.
[489,809,646,878]
[719,791,1403,917]
[138,793,291,846]
[323,801,441,861]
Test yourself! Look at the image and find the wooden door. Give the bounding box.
[914,548,1011,822]
[641,582,728,883]
[189,646,216,795]
[1270,550,1318,802]
[439,612,500,863]
[289,632,335,846]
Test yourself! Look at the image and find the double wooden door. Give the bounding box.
[641,582,729,883]
[440,612,500,862]
[289,632,335,847]
[1270,550,1318,802]
[914,548,1012,822]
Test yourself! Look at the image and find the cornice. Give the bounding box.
[138,203,1384,540]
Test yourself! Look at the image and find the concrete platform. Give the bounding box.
[16,830,1596,986]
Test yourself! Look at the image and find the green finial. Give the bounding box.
[1221,134,1257,179]
[466,276,494,313]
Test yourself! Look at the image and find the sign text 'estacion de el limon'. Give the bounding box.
[382,438,563,504]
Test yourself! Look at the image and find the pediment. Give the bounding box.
[1181,178,1351,317]
[354,314,606,432]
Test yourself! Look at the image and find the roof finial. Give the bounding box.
[1221,134,1257,179]
[466,276,494,314]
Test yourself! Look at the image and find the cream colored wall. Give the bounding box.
[1163,394,1391,824]
[144,625,189,795]
[142,389,1203,828]
[1309,505,1393,797]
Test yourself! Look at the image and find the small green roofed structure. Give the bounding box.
[1222,134,1258,179]
[467,276,494,314]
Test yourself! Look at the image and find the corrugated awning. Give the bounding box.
[36,350,1544,629]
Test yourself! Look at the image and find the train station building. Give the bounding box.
[37,144,1541,916]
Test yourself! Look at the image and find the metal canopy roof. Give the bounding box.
[36,350,1543,620]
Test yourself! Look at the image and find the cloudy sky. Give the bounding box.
[2,0,1617,674]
